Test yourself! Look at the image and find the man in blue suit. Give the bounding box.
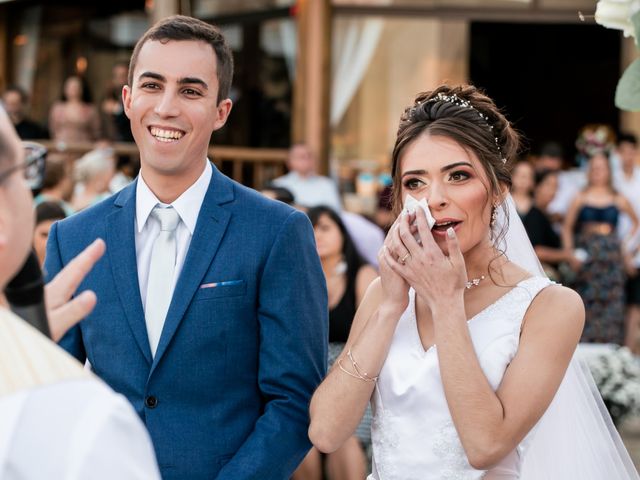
[45,15,328,479]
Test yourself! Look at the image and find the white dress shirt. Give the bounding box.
[135,161,212,312]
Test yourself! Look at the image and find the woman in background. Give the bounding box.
[512,161,579,279]
[49,75,101,143]
[294,206,377,480]
[562,151,638,344]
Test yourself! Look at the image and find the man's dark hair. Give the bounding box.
[534,168,558,187]
[128,15,234,104]
[261,184,295,205]
[36,201,67,225]
[618,132,638,147]
[307,206,368,283]
[538,141,564,159]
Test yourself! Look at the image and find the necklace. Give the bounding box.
[465,275,486,289]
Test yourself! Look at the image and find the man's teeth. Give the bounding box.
[150,127,184,142]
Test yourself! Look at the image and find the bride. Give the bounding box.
[308,84,639,479]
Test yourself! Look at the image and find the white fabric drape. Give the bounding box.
[330,17,384,127]
[278,18,297,81]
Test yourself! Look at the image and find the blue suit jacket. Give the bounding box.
[45,165,328,479]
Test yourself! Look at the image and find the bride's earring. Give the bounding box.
[490,203,498,229]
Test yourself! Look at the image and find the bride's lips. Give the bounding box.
[431,218,461,237]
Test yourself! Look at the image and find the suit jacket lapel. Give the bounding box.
[106,180,153,365]
[151,166,234,371]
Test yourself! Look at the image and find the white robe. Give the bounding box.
[0,308,160,479]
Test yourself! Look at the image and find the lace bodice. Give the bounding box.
[368,276,552,480]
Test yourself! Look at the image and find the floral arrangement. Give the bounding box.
[575,124,616,157]
[595,0,640,110]
[579,343,640,425]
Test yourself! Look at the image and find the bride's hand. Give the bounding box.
[378,214,412,315]
[391,206,467,310]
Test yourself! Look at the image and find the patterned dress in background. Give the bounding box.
[571,204,626,345]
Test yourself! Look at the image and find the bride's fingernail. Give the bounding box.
[447,227,455,238]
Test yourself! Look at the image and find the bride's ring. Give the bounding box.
[400,252,411,265]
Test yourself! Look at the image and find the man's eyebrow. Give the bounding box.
[138,71,165,82]
[137,72,208,90]
[178,77,208,90]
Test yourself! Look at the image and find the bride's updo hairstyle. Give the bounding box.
[390,84,520,242]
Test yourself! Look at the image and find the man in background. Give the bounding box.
[1,85,48,140]
[273,143,343,212]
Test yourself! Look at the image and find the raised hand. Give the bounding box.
[378,214,413,315]
[390,206,467,310]
[45,239,106,342]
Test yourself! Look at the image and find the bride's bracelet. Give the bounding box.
[337,349,379,383]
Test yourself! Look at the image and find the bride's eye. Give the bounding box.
[403,178,425,190]
[449,170,470,182]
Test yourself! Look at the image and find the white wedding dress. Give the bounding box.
[366,195,639,480]
[368,277,551,480]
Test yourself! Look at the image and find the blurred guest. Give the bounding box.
[294,206,377,480]
[562,152,638,344]
[513,164,579,279]
[101,62,133,142]
[613,133,640,351]
[513,161,564,276]
[511,160,536,216]
[33,158,74,216]
[71,148,115,211]
[533,141,564,173]
[272,144,383,266]
[33,201,67,268]
[109,156,137,194]
[1,85,48,140]
[545,140,587,222]
[273,144,342,212]
[49,75,101,143]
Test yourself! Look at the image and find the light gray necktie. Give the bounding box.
[145,206,180,357]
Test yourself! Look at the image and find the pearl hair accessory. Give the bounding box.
[412,92,507,164]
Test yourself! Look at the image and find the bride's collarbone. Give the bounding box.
[415,280,522,324]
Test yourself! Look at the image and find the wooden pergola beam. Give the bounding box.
[292,0,332,175]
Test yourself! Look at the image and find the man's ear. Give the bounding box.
[122,85,132,119]
[212,99,233,132]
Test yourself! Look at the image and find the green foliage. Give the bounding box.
[616,58,640,111]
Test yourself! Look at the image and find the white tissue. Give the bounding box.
[403,194,436,229]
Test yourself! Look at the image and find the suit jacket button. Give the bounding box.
[145,395,158,408]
